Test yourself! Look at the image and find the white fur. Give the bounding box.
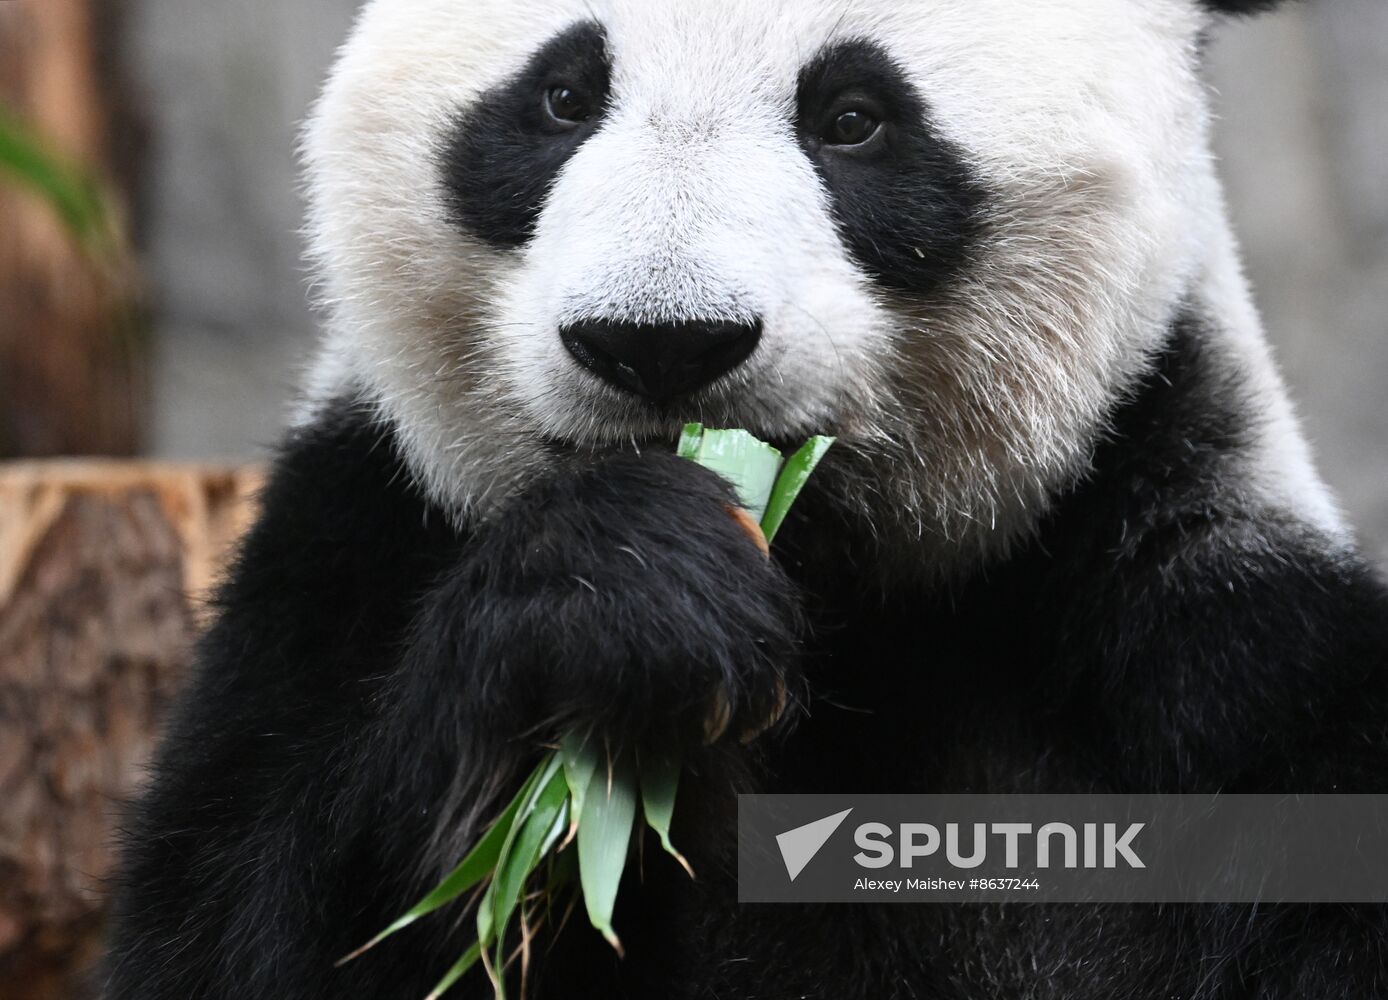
[300,0,1343,571]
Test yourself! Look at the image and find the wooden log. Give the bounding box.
[0,462,260,1000]
[0,0,144,458]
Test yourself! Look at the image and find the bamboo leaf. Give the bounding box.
[488,795,569,996]
[690,429,784,523]
[485,763,569,997]
[676,422,706,459]
[576,752,639,953]
[339,758,552,965]
[423,942,484,1000]
[559,732,600,841]
[477,754,563,942]
[639,751,693,878]
[476,884,498,962]
[759,436,836,543]
[539,798,571,858]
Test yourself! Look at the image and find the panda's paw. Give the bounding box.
[454,451,803,750]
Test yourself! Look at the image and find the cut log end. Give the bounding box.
[0,461,260,1000]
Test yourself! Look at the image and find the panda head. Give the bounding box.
[303,0,1286,559]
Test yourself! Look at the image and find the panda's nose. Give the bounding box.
[560,318,762,402]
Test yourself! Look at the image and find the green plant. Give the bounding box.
[0,108,119,253]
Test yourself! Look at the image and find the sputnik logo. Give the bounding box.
[776,808,854,882]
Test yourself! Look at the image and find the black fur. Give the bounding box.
[1201,0,1292,15]
[105,311,1388,999]
[102,402,797,999]
[442,21,611,249]
[795,39,986,295]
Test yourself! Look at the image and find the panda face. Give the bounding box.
[305,0,1217,553]
[448,15,913,448]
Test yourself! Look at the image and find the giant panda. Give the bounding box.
[104,0,1388,997]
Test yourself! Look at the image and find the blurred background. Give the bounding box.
[0,1,1383,997]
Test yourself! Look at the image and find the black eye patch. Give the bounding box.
[796,39,987,295]
[441,20,612,250]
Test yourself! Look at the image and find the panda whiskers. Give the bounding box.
[785,301,850,386]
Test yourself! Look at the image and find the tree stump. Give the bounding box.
[0,462,260,1000]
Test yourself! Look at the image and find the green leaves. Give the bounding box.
[574,751,638,953]
[0,110,117,252]
[424,943,483,1000]
[342,746,679,998]
[559,732,599,834]
[640,750,692,878]
[336,761,541,966]
[478,757,569,997]
[675,423,786,522]
[352,427,835,998]
[678,423,836,539]
[676,422,706,461]
[761,435,836,544]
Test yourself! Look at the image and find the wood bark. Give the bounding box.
[0,462,260,1000]
[0,0,144,458]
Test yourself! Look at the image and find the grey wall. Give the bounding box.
[1207,0,1388,567]
[129,0,1388,563]
[128,0,359,458]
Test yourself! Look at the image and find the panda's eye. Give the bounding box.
[824,108,881,147]
[545,85,593,125]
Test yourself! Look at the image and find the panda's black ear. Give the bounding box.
[1200,0,1293,15]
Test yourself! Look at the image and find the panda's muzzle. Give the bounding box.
[560,318,762,402]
